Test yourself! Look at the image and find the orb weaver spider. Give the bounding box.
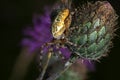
[37,0,80,80]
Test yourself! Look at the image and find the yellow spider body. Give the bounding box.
[52,9,71,39]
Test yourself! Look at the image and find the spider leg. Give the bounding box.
[62,39,85,66]
[37,40,56,80]
[39,42,53,68]
[66,40,77,47]
[38,47,53,80]
[38,41,66,80]
[69,26,79,31]
[39,39,64,61]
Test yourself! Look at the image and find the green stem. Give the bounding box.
[46,55,79,80]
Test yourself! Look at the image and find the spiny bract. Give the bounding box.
[67,1,118,60]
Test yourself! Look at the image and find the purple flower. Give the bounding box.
[82,59,95,71]
[21,7,71,59]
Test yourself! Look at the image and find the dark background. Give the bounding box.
[0,0,120,80]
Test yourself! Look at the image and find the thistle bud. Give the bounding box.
[68,1,118,60]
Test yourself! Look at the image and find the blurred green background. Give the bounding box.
[0,0,120,80]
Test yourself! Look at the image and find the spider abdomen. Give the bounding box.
[52,9,70,39]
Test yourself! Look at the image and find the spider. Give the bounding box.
[37,0,80,80]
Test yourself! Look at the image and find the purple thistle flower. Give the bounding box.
[21,7,71,59]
